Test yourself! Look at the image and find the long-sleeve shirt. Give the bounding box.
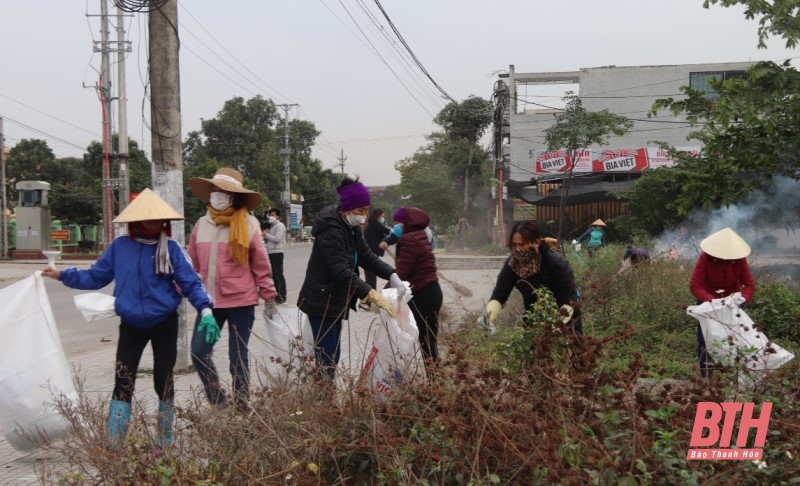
[690,252,755,302]
[264,220,286,253]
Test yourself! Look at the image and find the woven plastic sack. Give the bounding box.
[73,292,116,322]
[687,292,794,383]
[261,306,314,383]
[0,273,78,450]
[360,287,421,397]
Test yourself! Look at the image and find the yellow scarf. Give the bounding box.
[208,206,250,267]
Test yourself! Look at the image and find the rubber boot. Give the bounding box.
[107,399,132,451]
[156,399,175,448]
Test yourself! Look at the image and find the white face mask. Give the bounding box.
[268,216,277,223]
[209,192,232,211]
[379,217,385,224]
[346,213,367,226]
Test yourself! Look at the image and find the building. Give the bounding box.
[491,61,754,237]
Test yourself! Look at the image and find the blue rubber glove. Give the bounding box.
[198,313,220,344]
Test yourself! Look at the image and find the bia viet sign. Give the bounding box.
[686,402,772,460]
[531,146,701,174]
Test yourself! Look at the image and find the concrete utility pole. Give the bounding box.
[116,6,131,212]
[338,149,347,176]
[98,0,114,247]
[276,103,299,233]
[150,0,189,369]
[0,117,7,260]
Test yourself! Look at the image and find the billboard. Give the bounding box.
[532,147,700,174]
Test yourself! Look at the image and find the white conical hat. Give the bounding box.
[113,188,184,223]
[700,227,751,260]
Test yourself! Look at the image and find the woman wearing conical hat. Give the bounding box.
[41,189,216,451]
[690,227,755,378]
[575,218,607,253]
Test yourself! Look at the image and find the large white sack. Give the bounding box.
[0,273,77,450]
[359,287,421,397]
[260,306,314,382]
[687,292,794,383]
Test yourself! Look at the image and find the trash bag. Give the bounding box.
[687,292,795,385]
[73,292,116,322]
[0,273,78,450]
[359,287,421,398]
[261,306,314,383]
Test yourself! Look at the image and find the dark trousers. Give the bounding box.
[191,306,255,406]
[697,323,710,377]
[307,314,343,382]
[113,313,178,403]
[269,252,286,302]
[409,282,443,367]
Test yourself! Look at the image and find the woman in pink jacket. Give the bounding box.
[188,167,277,411]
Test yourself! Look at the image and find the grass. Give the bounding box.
[39,244,800,484]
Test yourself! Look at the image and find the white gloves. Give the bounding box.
[571,239,578,245]
[388,273,406,300]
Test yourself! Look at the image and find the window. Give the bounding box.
[689,70,746,99]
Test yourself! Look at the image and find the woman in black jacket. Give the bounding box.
[482,220,582,333]
[297,178,406,382]
[363,208,391,290]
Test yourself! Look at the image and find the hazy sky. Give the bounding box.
[1,0,796,186]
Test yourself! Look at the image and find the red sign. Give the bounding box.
[591,148,649,172]
[51,229,71,241]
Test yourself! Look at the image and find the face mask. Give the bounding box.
[268,216,277,223]
[379,217,385,224]
[209,192,232,211]
[392,224,404,237]
[346,213,367,226]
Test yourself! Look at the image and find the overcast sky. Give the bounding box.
[1,0,796,187]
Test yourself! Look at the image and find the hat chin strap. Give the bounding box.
[213,174,242,187]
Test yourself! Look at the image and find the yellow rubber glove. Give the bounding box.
[361,289,397,318]
[484,300,502,325]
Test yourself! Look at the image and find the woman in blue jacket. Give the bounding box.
[41,189,216,451]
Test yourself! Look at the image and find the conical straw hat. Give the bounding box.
[591,219,606,227]
[113,188,184,223]
[700,227,751,260]
[189,167,262,210]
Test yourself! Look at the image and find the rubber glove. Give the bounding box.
[559,304,574,323]
[198,310,220,345]
[484,300,502,325]
[388,273,406,300]
[263,301,277,321]
[362,289,397,318]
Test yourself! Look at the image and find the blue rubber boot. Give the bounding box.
[107,399,132,451]
[156,399,175,448]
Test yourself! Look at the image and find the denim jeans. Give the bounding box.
[307,314,343,382]
[191,306,255,406]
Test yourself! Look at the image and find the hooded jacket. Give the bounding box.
[298,205,395,319]
[395,206,438,291]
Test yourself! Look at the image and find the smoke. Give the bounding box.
[654,177,800,261]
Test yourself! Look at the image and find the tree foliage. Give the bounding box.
[433,96,494,217]
[649,1,800,214]
[396,133,489,230]
[183,95,341,227]
[544,93,633,241]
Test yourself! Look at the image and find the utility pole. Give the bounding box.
[116,6,131,213]
[97,0,114,247]
[0,117,7,260]
[276,103,299,233]
[338,149,347,176]
[150,0,189,369]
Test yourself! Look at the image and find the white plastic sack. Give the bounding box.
[360,287,421,397]
[687,292,795,381]
[0,273,78,450]
[73,292,117,323]
[261,307,314,381]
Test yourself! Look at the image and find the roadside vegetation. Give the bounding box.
[42,244,800,485]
